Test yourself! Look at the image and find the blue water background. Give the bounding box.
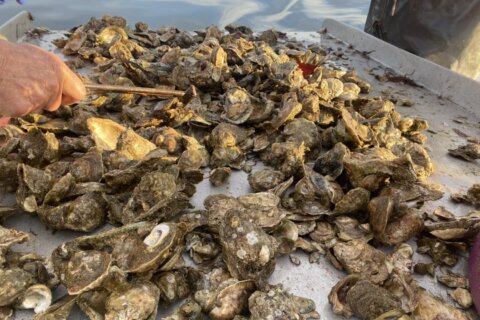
[0,0,370,31]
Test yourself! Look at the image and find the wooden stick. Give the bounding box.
[85,84,185,97]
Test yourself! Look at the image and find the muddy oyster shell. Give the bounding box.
[186,231,220,263]
[0,226,29,258]
[267,92,303,131]
[346,280,402,320]
[449,143,480,162]
[221,87,254,124]
[266,142,305,177]
[195,278,256,320]
[16,164,53,213]
[333,187,370,215]
[162,299,203,320]
[0,268,34,307]
[336,216,372,242]
[294,165,343,207]
[248,169,285,192]
[105,281,160,320]
[220,209,277,282]
[38,193,107,232]
[43,174,76,205]
[412,288,470,320]
[209,123,253,169]
[452,184,480,207]
[282,118,319,149]
[329,275,402,320]
[154,268,202,306]
[121,171,180,224]
[333,239,389,284]
[248,285,319,320]
[209,167,232,187]
[368,195,423,245]
[18,129,59,166]
[314,142,350,179]
[237,192,284,228]
[62,250,112,295]
[344,148,417,191]
[69,147,103,182]
[204,192,284,231]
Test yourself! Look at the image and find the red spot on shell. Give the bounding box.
[297,62,316,77]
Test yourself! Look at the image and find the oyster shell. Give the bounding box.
[221,87,253,124]
[248,169,285,192]
[38,193,107,232]
[0,268,34,306]
[33,295,76,320]
[346,280,402,320]
[220,209,277,282]
[121,171,179,224]
[43,173,76,205]
[314,142,350,179]
[412,288,470,320]
[248,285,319,320]
[195,278,256,320]
[186,231,221,263]
[333,187,370,215]
[63,250,112,295]
[0,226,29,258]
[449,288,473,309]
[87,117,156,160]
[154,268,202,306]
[451,184,480,207]
[51,222,187,294]
[16,164,53,213]
[448,143,480,162]
[69,147,103,182]
[333,239,389,284]
[209,167,232,187]
[105,281,160,320]
[18,129,59,166]
[16,284,52,314]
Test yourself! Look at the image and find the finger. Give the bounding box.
[59,63,86,105]
[0,117,10,127]
[44,86,63,112]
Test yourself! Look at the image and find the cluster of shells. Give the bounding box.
[1,15,479,320]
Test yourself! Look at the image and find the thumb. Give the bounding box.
[59,62,86,106]
[0,117,11,127]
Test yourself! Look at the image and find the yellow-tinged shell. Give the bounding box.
[97,26,128,45]
[87,118,155,160]
[87,118,125,151]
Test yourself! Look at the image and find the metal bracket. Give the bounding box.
[0,11,33,42]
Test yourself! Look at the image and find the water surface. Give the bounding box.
[0,0,369,31]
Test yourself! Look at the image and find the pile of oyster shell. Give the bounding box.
[0,15,479,320]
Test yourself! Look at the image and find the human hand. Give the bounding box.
[0,41,86,123]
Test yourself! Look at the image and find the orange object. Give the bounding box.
[297,62,316,77]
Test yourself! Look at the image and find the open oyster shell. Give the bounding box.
[51,222,187,294]
[87,117,156,160]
